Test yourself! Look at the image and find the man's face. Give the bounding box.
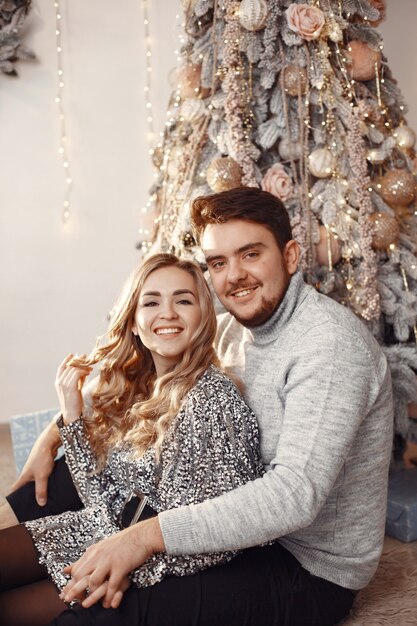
[202,219,299,327]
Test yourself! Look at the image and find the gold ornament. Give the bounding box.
[345,40,381,81]
[393,205,412,220]
[206,156,242,193]
[308,148,335,178]
[238,0,268,31]
[170,64,209,99]
[379,169,416,206]
[282,65,308,96]
[315,225,342,267]
[151,145,163,168]
[369,212,400,250]
[393,125,416,150]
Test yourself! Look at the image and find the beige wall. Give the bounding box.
[1,0,416,421]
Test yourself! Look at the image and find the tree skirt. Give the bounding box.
[341,537,417,625]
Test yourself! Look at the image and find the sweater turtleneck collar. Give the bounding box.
[248,271,309,344]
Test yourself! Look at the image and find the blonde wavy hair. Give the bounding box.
[72,253,218,463]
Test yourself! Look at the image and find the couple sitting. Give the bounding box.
[0,187,393,626]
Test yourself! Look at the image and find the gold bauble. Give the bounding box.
[393,125,416,150]
[369,212,400,250]
[238,0,268,31]
[206,157,242,193]
[170,64,209,99]
[151,146,163,168]
[308,148,335,178]
[282,64,308,97]
[379,169,416,206]
[393,204,412,220]
[314,226,342,267]
[345,40,381,81]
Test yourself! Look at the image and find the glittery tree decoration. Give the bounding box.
[0,0,35,76]
[141,0,417,446]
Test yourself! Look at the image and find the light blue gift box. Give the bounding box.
[10,409,62,475]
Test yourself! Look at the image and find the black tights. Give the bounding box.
[0,524,67,626]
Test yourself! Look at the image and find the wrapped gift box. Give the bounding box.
[10,408,61,475]
[386,468,417,543]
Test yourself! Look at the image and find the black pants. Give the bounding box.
[5,458,355,626]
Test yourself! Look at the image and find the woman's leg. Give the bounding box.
[0,524,67,626]
[0,500,19,530]
[49,542,354,626]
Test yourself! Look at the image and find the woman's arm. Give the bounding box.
[61,367,263,606]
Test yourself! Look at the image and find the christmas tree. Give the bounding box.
[141,0,417,449]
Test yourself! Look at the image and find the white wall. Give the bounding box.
[0,0,181,420]
[1,0,416,421]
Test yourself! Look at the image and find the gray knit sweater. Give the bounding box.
[159,271,393,590]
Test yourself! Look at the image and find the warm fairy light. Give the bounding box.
[142,0,155,145]
[54,0,72,224]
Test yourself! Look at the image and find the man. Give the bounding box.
[2,187,393,625]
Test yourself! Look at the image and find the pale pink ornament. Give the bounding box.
[345,40,381,81]
[393,125,416,150]
[379,169,416,206]
[369,212,400,250]
[369,0,386,26]
[286,3,325,41]
[314,225,342,267]
[308,148,335,178]
[238,0,268,32]
[261,163,293,202]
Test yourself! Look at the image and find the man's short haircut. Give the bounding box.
[191,186,293,252]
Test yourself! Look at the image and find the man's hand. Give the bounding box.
[60,516,165,609]
[9,418,61,506]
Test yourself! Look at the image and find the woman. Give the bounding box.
[0,253,263,626]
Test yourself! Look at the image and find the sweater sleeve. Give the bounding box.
[159,325,392,555]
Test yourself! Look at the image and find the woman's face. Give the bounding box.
[133,266,202,376]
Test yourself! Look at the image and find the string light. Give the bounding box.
[54,0,72,224]
[141,0,155,150]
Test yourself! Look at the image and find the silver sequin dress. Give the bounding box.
[25,365,263,590]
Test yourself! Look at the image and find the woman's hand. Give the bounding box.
[60,517,165,609]
[55,354,92,423]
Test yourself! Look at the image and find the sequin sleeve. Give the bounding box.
[131,365,264,588]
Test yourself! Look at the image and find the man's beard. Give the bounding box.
[230,294,281,328]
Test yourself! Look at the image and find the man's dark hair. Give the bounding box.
[191,186,293,252]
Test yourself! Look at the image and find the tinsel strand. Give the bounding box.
[223,0,257,186]
[347,102,380,320]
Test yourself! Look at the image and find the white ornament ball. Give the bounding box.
[367,148,386,164]
[279,137,303,161]
[308,148,335,178]
[328,22,343,43]
[394,125,416,150]
[238,0,268,31]
[180,98,206,122]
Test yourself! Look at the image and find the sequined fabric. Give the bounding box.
[25,365,263,590]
